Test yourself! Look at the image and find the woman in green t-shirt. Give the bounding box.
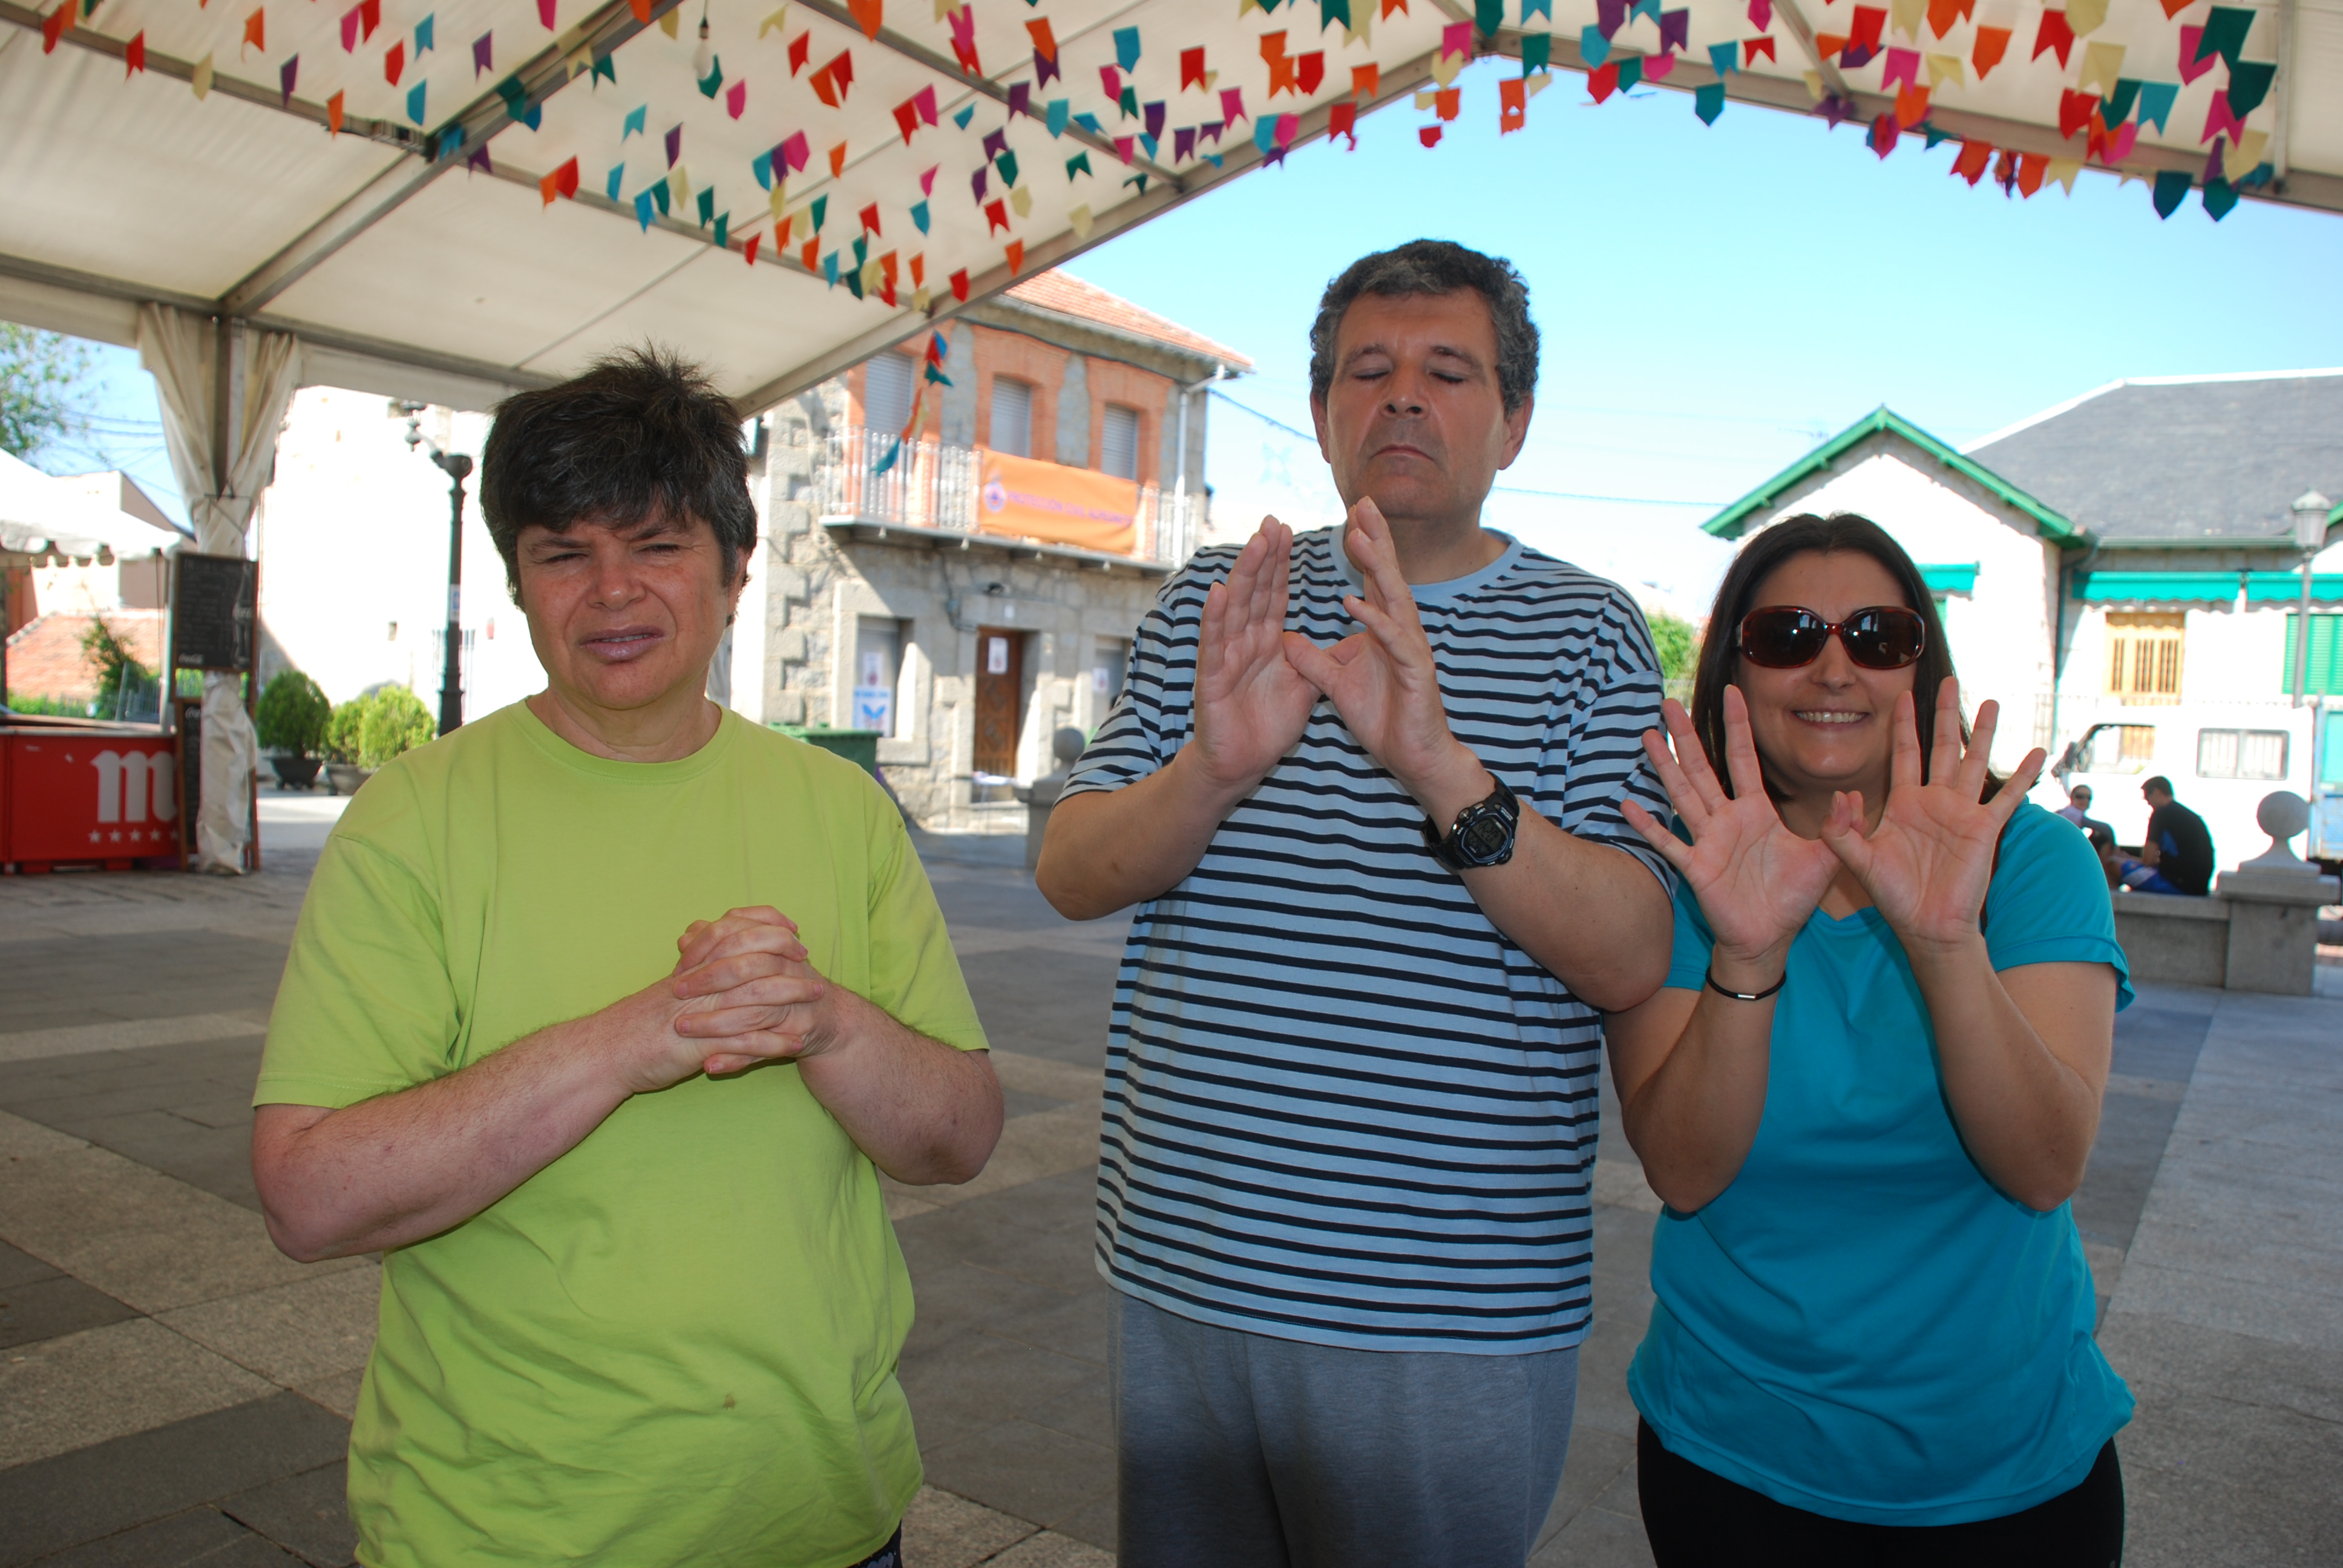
[1607,514,2132,1565]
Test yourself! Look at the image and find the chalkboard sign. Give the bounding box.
[172,554,257,673]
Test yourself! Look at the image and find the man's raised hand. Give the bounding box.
[1620,691,1839,982]
[1190,518,1319,793]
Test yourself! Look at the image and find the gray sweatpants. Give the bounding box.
[1107,1290,1580,1568]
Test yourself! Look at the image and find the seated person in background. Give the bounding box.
[2056,783,2115,856]
[1608,513,2130,1566]
[2125,776,2215,896]
[249,348,1003,1568]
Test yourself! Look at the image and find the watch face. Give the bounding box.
[1460,814,1510,862]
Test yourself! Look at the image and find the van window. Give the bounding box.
[2197,728,2289,782]
[2083,725,2157,773]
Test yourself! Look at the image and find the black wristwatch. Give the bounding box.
[1423,776,1519,871]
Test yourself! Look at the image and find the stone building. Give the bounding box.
[736,270,1252,828]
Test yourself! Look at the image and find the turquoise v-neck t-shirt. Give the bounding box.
[1628,802,2135,1526]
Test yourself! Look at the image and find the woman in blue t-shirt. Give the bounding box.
[1609,514,2132,1566]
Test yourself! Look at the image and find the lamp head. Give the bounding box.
[2294,491,2334,554]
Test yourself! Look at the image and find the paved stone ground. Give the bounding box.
[1,799,2338,1565]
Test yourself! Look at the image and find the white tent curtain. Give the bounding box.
[137,303,303,874]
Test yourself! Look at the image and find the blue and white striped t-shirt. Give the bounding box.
[1060,524,1671,1354]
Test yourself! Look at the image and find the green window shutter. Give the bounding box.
[2281,613,2343,696]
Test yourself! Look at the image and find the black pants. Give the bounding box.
[1638,1420,2123,1568]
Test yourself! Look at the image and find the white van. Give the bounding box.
[2031,702,2327,874]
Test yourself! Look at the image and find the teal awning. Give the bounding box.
[2074,571,2239,603]
[2245,572,2343,603]
[1919,563,1979,594]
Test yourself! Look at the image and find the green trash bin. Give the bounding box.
[774,725,882,777]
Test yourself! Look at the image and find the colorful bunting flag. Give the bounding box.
[2031,10,2074,68]
[242,7,265,54]
[2151,169,2191,217]
[407,79,427,122]
[1582,25,1611,66]
[726,80,746,118]
[2176,25,2215,83]
[2136,80,2177,131]
[1745,35,1777,64]
[2227,59,2275,118]
[473,30,491,74]
[846,0,880,39]
[415,14,433,52]
[1694,80,1725,122]
[788,30,809,74]
[608,162,626,198]
[1748,0,1771,27]
[540,157,578,204]
[326,86,342,130]
[384,39,404,82]
[1971,24,2010,77]
[1950,137,1992,184]
[1221,86,1247,124]
[2195,7,2252,67]
[1924,0,1970,34]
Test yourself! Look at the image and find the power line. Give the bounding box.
[1209,390,1724,511]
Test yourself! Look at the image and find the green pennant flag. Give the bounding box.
[696,187,715,227]
[1923,121,1954,148]
[2102,77,2141,123]
[1066,150,1092,180]
[713,212,728,248]
[809,194,827,230]
[1617,54,1643,91]
[1476,0,1504,38]
[2195,5,2251,67]
[1694,80,1725,123]
[1322,0,1352,27]
[697,56,723,98]
[2224,59,2275,117]
[2202,177,2238,220]
[1524,33,1552,73]
[2151,169,2191,218]
[844,264,863,299]
[1124,172,1150,194]
[591,53,615,86]
[1119,86,1140,120]
[852,234,868,266]
[997,150,1019,186]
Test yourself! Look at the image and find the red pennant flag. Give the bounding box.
[125,28,145,73]
[2057,89,2098,139]
[893,97,919,142]
[41,0,68,50]
[1950,138,1992,184]
[1099,65,1120,100]
[2031,9,2074,68]
[537,0,553,28]
[1435,87,1460,120]
[1924,0,1971,34]
[1181,47,1205,90]
[829,50,853,95]
[1849,5,1885,50]
[1297,52,1324,94]
[1498,76,1525,133]
[1815,32,1847,58]
[1588,60,1620,102]
[859,202,880,234]
[811,64,839,106]
[2017,151,2048,195]
[1743,35,1776,63]
[1971,24,2010,76]
[1004,240,1023,274]
[949,268,969,301]
[1383,0,1407,15]
[829,141,847,177]
[910,253,924,287]
[2156,0,2189,14]
[1418,124,1442,147]
[327,88,344,131]
[384,40,404,83]
[788,30,810,74]
[1329,99,1358,146]
[744,232,761,265]
[1895,83,1928,126]
[847,0,881,39]
[1114,136,1135,163]
[983,198,1009,234]
[243,7,265,53]
[1992,148,2016,187]
[1027,19,1057,60]
[1869,113,1898,157]
[1352,62,1378,97]
[539,157,578,203]
[775,215,791,249]
[360,0,379,41]
[801,239,820,272]
[628,0,650,18]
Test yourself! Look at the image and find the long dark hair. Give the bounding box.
[1689,513,1984,800]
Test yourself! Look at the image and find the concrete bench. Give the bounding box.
[2112,869,2336,995]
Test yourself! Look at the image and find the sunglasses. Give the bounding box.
[1737,605,1927,671]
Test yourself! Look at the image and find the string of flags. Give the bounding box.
[31,0,2284,327]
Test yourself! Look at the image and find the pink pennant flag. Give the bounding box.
[1440,20,1472,58]
[726,79,746,118]
[1219,85,1247,123]
[1748,0,1772,30]
[1881,45,1920,88]
[2175,25,2214,83]
[537,0,554,29]
[2200,88,2241,143]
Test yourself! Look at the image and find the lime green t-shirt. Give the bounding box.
[256,702,987,1568]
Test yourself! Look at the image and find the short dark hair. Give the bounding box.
[480,346,755,598]
[1308,240,1538,414]
[1689,512,1991,800]
[2143,775,2174,796]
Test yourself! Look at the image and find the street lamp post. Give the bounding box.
[394,402,476,737]
[2292,491,2333,710]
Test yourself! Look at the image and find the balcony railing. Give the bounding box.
[811,425,1194,566]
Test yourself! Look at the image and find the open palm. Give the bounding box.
[1622,690,1840,964]
[1191,519,1319,791]
[1821,679,2045,953]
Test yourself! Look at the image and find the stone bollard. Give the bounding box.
[1024,727,1087,873]
[2212,792,2338,996]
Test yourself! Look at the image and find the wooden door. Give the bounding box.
[974,628,1025,776]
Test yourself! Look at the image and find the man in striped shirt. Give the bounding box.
[1037,241,1675,1566]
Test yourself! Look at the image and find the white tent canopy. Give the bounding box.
[0,451,181,558]
[2,0,2335,417]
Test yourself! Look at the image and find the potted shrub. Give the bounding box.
[255,670,332,789]
[323,696,372,795]
[358,685,436,769]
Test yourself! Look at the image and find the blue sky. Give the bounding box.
[45,57,2343,599]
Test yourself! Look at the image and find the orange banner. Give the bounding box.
[976,450,1139,555]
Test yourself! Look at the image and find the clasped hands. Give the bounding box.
[1193,498,1487,816]
[604,906,847,1091]
[1619,680,2046,987]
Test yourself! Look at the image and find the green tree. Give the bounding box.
[1648,610,1700,687]
[0,324,95,462]
[80,614,155,720]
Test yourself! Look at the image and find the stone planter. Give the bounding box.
[324,762,374,795]
[269,755,323,790]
